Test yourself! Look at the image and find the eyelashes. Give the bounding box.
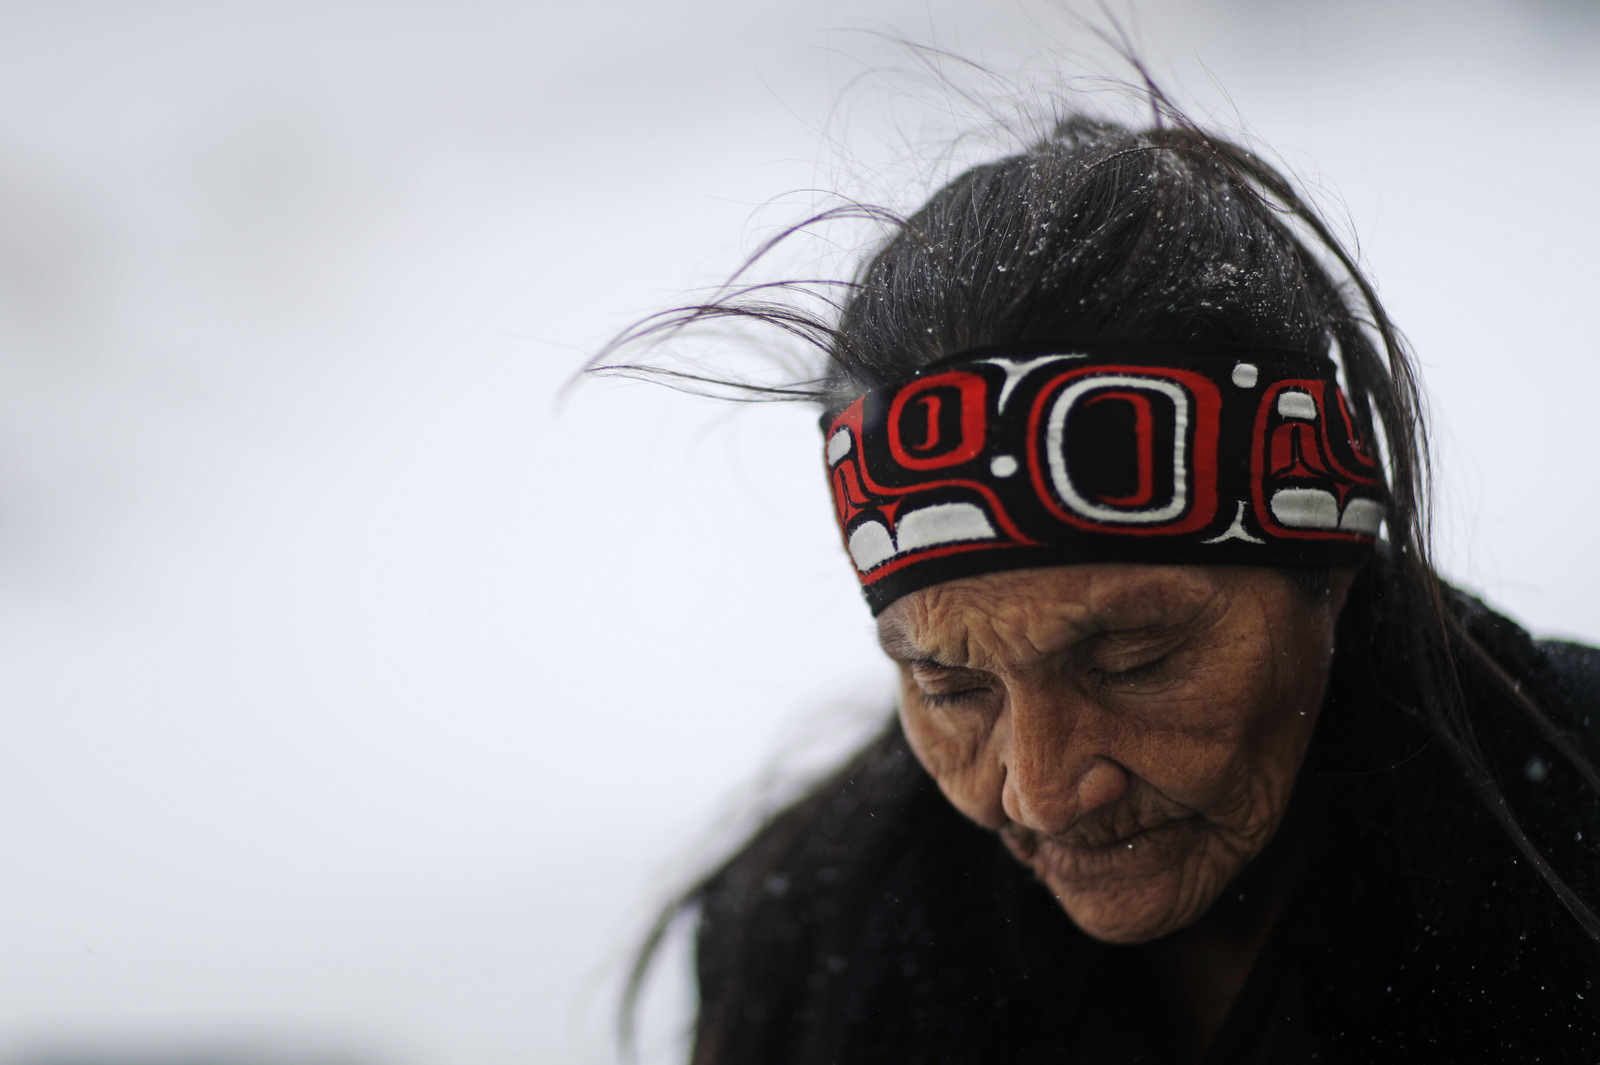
[919,687,990,708]
[912,653,1174,708]
[1088,654,1172,687]
[908,663,995,709]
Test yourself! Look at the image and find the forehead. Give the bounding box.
[876,564,1231,659]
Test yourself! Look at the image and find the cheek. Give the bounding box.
[895,682,1007,829]
[1242,653,1332,799]
[1125,661,1319,818]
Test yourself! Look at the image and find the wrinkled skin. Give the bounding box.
[878,564,1352,945]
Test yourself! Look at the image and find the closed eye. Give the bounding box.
[1077,625,1190,690]
[1090,656,1171,686]
[919,687,990,707]
[907,662,994,708]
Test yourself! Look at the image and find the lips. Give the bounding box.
[1001,815,1205,884]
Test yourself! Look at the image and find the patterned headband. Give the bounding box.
[822,340,1385,614]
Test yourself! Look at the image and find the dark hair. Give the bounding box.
[600,104,1600,1061]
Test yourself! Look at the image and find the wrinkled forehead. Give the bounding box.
[875,563,1231,663]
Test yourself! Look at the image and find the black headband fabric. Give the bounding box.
[822,340,1386,614]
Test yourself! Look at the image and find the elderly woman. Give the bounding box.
[619,113,1600,1062]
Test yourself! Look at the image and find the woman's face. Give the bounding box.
[878,563,1351,944]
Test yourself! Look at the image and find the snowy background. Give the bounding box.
[0,2,1596,1063]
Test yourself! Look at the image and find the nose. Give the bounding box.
[999,688,1129,837]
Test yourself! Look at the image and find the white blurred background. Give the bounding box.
[0,2,1595,1063]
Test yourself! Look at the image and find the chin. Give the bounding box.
[1010,823,1232,943]
[1044,863,1224,944]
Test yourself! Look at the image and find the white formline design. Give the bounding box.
[981,354,1083,413]
[989,454,1019,478]
[827,428,853,467]
[847,503,998,573]
[1276,389,1318,420]
[1043,376,1191,524]
[1202,501,1266,544]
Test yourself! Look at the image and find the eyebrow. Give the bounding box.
[875,606,1190,669]
[875,624,967,668]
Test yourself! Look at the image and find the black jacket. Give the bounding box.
[692,583,1600,1063]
